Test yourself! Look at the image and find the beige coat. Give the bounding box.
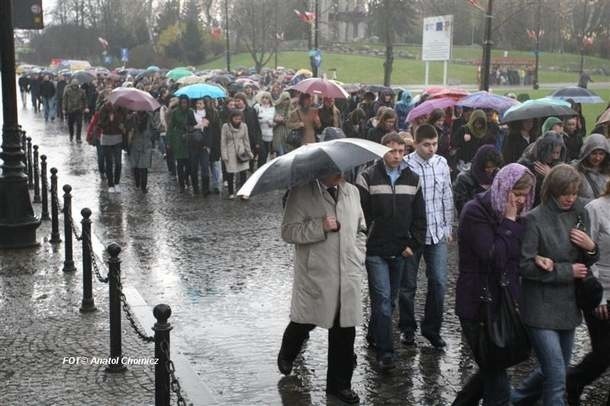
[287,107,321,145]
[221,123,252,173]
[281,180,367,328]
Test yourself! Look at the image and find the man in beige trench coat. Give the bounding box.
[277,173,367,405]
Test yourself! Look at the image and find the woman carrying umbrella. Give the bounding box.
[287,93,321,145]
[221,110,253,199]
[573,133,610,202]
[503,119,539,164]
[98,101,126,192]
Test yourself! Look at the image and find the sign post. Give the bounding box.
[121,48,129,63]
[421,15,453,86]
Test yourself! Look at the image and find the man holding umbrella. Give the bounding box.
[277,172,367,405]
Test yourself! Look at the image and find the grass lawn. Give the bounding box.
[201,51,607,86]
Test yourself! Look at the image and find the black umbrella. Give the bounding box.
[72,71,95,84]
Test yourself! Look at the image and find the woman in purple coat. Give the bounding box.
[452,163,536,406]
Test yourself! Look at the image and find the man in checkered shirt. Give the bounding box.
[398,124,454,349]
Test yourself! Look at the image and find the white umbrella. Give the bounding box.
[237,138,390,198]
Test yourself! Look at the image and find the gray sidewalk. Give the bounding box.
[0,220,163,406]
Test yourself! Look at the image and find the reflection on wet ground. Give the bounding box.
[5,103,608,405]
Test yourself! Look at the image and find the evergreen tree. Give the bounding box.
[182,0,206,65]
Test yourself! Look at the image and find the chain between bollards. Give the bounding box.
[50,168,61,243]
[26,137,33,189]
[33,145,41,203]
[62,185,76,273]
[40,155,50,220]
[106,242,127,373]
[80,208,97,313]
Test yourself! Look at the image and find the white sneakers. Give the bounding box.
[108,184,121,193]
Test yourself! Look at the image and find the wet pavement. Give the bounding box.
[3,97,609,405]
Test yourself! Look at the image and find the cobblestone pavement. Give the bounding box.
[2,101,609,405]
[0,222,160,406]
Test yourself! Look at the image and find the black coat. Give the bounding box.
[242,106,262,149]
[502,131,531,164]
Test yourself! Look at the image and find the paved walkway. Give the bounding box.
[0,220,172,406]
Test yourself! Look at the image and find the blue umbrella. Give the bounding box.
[550,86,604,104]
[146,65,161,72]
[457,91,519,114]
[501,99,576,123]
[174,83,226,99]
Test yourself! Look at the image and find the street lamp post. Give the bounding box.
[533,0,542,90]
[224,0,231,72]
[480,0,494,91]
[0,0,41,248]
[313,0,320,77]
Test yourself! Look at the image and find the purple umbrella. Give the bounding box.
[108,88,160,111]
[457,91,520,113]
[406,97,456,123]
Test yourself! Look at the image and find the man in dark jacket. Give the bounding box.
[55,74,68,121]
[63,79,88,141]
[29,74,41,113]
[234,92,261,171]
[18,73,29,109]
[356,132,427,370]
[39,75,56,122]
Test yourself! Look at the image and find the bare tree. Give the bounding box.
[233,0,276,72]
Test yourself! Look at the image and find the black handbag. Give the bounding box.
[575,270,603,311]
[286,128,304,148]
[472,247,531,370]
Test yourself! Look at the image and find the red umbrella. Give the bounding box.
[407,97,457,123]
[290,78,349,99]
[425,86,470,100]
[108,88,160,112]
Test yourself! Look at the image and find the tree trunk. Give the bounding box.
[383,43,393,86]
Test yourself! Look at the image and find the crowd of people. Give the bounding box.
[19,67,610,405]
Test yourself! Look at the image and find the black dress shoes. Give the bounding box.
[326,387,360,404]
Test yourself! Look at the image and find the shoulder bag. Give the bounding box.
[472,245,531,370]
[286,110,305,148]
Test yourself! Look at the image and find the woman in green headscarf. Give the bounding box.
[454,109,489,166]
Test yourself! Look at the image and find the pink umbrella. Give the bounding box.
[108,88,160,112]
[235,77,260,88]
[425,86,470,100]
[290,77,349,99]
[406,97,457,123]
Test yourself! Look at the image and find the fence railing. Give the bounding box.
[27,132,187,406]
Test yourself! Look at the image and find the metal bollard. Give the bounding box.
[33,145,41,203]
[62,185,76,273]
[40,155,50,220]
[153,304,172,406]
[106,242,126,373]
[50,168,61,243]
[26,137,33,189]
[21,131,27,169]
[79,208,96,313]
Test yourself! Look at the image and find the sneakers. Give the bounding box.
[114,184,121,193]
[228,194,235,200]
[108,186,116,193]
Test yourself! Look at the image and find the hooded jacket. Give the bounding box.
[395,89,413,130]
[573,133,610,201]
[519,131,567,206]
[63,83,86,113]
[453,145,500,215]
[541,116,563,134]
[454,110,489,163]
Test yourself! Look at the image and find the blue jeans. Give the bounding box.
[398,240,448,338]
[512,327,575,406]
[209,160,222,191]
[366,255,405,357]
[42,96,55,121]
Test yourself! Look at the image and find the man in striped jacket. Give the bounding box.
[356,132,427,370]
